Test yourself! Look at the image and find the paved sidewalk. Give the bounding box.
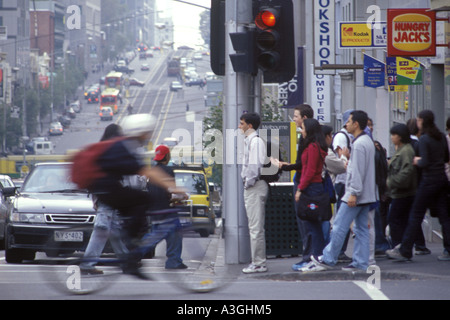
[213,236,450,283]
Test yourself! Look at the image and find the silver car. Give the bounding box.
[4,163,96,263]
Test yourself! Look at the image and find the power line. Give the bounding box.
[172,0,211,10]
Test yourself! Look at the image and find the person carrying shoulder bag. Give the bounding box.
[295,118,329,262]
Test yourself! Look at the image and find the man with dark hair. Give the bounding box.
[239,112,269,273]
[305,110,377,272]
[146,145,188,269]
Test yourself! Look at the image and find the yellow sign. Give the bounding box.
[340,23,373,48]
[391,13,433,53]
[396,57,422,85]
[389,85,408,92]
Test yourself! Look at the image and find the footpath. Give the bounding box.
[208,232,450,284]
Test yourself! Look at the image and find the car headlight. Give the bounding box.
[11,212,45,223]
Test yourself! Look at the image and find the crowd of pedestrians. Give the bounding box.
[239,106,450,274]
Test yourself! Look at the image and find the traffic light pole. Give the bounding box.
[223,0,254,265]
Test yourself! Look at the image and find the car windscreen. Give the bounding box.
[175,172,207,195]
[22,165,79,193]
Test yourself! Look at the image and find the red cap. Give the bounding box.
[153,145,170,161]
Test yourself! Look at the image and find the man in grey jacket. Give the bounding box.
[303,110,377,272]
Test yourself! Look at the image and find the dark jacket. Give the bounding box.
[91,138,146,192]
[417,133,449,179]
[147,163,174,211]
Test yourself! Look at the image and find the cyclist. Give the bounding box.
[87,114,184,278]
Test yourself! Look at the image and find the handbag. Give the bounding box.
[297,191,332,222]
[323,170,337,203]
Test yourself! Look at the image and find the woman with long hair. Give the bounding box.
[294,118,329,262]
[386,124,417,247]
[387,110,450,261]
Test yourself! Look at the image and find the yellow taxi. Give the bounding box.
[173,167,215,237]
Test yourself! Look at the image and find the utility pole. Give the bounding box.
[223,0,254,264]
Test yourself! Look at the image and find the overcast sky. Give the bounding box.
[157,0,210,49]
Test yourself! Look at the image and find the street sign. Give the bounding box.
[364,54,385,88]
[387,9,436,57]
[339,22,387,49]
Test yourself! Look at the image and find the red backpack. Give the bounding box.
[71,137,125,190]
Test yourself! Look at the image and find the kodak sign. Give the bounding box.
[387,9,436,57]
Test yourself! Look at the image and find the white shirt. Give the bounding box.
[332,129,353,185]
[241,131,266,189]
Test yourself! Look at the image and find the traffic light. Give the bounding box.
[253,0,295,83]
[229,29,257,75]
[210,0,226,76]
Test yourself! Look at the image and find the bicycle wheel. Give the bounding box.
[39,226,123,295]
[156,218,234,293]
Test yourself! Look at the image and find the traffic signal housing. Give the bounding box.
[210,0,226,76]
[229,29,257,75]
[253,0,295,83]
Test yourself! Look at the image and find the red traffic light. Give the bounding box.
[255,9,278,30]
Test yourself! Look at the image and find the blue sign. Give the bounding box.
[280,47,304,108]
[364,54,385,88]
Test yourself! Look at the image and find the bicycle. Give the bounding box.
[39,208,230,295]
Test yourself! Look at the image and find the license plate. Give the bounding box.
[54,231,83,242]
[179,218,191,225]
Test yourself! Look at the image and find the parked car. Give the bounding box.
[4,163,97,263]
[129,78,145,87]
[99,107,113,121]
[66,107,76,119]
[141,64,150,71]
[170,81,183,92]
[48,122,64,136]
[57,115,71,128]
[70,101,82,113]
[0,175,18,250]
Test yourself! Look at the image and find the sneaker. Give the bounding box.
[414,247,431,255]
[437,251,450,261]
[299,261,327,272]
[308,255,333,271]
[291,261,310,271]
[386,244,411,262]
[122,263,152,280]
[242,264,268,274]
[166,263,188,270]
[341,264,365,272]
[80,268,104,275]
[337,253,352,263]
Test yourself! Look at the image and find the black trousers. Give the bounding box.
[400,176,450,258]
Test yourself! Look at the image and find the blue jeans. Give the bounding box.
[298,183,327,260]
[322,202,371,270]
[134,218,184,269]
[335,183,351,255]
[81,204,129,270]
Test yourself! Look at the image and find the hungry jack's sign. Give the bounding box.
[387,9,436,57]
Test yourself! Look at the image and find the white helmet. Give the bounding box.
[121,114,157,137]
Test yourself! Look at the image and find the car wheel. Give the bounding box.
[5,235,35,263]
[199,229,209,238]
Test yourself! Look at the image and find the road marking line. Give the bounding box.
[153,90,175,146]
[353,281,390,300]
